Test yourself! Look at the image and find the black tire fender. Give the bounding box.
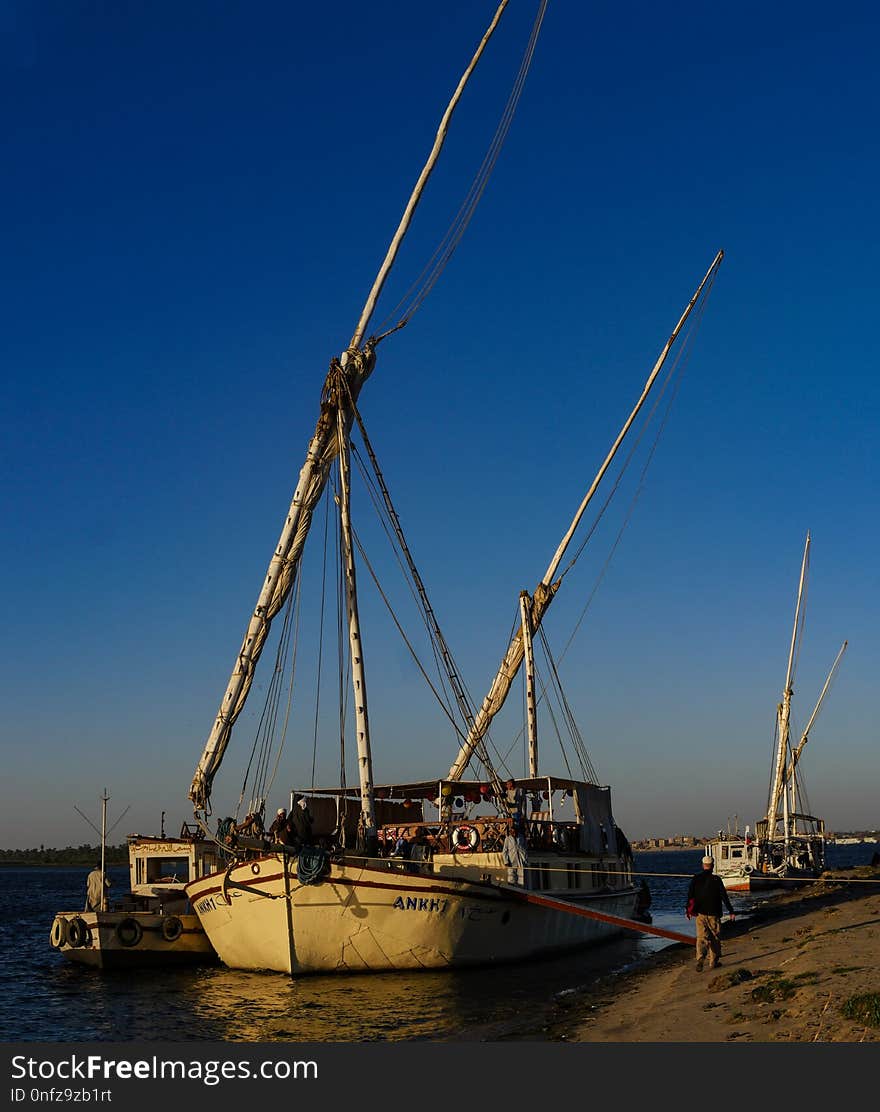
[116,917,143,947]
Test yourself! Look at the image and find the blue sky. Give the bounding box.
[2,1,878,848]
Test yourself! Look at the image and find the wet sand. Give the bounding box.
[485,866,880,1043]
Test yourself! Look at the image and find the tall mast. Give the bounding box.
[446,249,724,782]
[765,531,810,838]
[335,388,377,842]
[519,591,539,777]
[189,2,512,815]
[100,788,108,912]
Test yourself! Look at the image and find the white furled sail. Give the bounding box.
[446,249,724,782]
[190,1,515,815]
[764,531,810,838]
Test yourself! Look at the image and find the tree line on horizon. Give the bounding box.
[0,843,129,865]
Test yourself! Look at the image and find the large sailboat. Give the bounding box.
[707,533,847,893]
[184,1,718,974]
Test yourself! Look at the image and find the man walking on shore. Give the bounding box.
[686,855,735,971]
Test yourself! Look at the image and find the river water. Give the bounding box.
[3,843,875,1042]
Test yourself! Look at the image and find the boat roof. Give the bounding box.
[308,776,607,797]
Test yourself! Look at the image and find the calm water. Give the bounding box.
[3,843,875,1043]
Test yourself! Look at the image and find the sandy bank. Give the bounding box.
[509,866,880,1043]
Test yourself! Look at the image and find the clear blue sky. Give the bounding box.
[2,1,878,848]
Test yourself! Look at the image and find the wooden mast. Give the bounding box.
[446,250,724,782]
[519,591,539,777]
[335,391,377,846]
[765,531,810,840]
[189,2,513,817]
[783,639,847,790]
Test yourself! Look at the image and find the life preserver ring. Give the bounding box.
[161,916,183,942]
[251,862,261,875]
[115,917,143,947]
[452,825,479,852]
[50,916,69,949]
[67,916,89,948]
[743,864,753,875]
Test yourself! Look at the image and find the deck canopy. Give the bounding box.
[307,776,607,799]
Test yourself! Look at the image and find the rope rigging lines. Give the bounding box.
[372,0,549,344]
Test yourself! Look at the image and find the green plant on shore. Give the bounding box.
[752,977,798,1003]
[840,993,880,1028]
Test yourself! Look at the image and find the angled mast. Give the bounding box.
[783,638,847,789]
[446,249,724,782]
[189,1,513,815]
[765,531,810,837]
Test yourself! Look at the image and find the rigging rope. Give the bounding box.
[555,264,720,668]
[341,380,507,794]
[235,555,301,820]
[373,0,549,342]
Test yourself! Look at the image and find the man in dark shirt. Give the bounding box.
[685,855,735,971]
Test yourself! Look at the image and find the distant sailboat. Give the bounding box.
[182,1,719,974]
[708,533,847,892]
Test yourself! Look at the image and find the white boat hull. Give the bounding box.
[49,910,217,969]
[186,852,640,974]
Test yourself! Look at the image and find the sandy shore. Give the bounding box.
[502,865,880,1043]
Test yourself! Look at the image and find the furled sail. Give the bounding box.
[189,0,519,815]
[764,531,810,838]
[447,250,724,782]
[189,346,375,813]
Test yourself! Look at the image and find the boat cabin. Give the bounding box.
[126,830,222,911]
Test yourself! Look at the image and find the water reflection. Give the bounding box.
[184,932,651,1042]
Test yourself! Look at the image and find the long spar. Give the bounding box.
[189,0,513,815]
[783,639,847,786]
[447,249,725,782]
[765,532,811,836]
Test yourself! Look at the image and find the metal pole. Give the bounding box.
[100,788,108,912]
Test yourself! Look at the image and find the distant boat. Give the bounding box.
[708,534,847,892]
[181,2,712,974]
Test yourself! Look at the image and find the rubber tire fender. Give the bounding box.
[115,917,143,947]
[67,916,89,948]
[161,916,183,942]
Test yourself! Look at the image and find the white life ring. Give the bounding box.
[452,825,479,852]
[743,864,753,875]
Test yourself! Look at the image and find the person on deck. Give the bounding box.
[85,864,110,912]
[502,828,528,886]
[685,855,735,971]
[268,808,287,842]
[287,794,313,847]
[392,828,411,859]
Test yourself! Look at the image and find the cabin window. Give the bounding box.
[567,863,578,889]
[200,855,217,877]
[720,846,728,860]
[146,857,190,883]
[135,858,145,885]
[731,848,743,860]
